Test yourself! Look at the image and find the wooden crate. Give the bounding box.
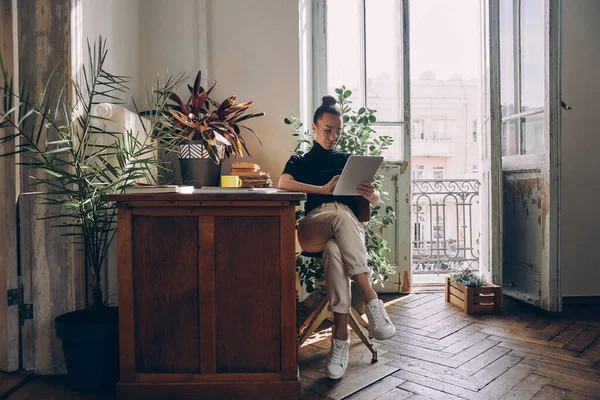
[445,277,502,315]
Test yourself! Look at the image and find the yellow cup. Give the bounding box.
[221,175,242,188]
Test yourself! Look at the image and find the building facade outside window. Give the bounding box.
[413,165,425,180]
[432,119,446,140]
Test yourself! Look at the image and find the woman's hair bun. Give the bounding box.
[313,94,341,123]
[321,95,337,107]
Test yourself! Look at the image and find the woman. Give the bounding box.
[278,95,396,380]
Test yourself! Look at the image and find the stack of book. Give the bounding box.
[230,162,273,188]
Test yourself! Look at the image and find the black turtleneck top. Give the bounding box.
[282,141,360,217]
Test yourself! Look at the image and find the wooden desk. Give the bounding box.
[103,191,305,400]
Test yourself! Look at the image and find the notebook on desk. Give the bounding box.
[197,187,281,194]
[123,185,195,194]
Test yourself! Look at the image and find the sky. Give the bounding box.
[409,0,481,81]
[326,0,482,86]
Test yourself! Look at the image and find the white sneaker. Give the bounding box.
[326,337,350,379]
[365,299,396,340]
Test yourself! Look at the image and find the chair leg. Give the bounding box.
[299,298,378,363]
[298,297,331,346]
[350,307,370,330]
[348,311,378,363]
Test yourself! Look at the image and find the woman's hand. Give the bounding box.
[357,181,376,200]
[320,175,340,194]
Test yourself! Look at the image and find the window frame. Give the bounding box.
[500,0,545,169]
[313,0,407,161]
[412,118,425,140]
[413,165,425,180]
[432,118,447,140]
[433,165,445,180]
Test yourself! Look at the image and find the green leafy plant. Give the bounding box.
[0,38,183,311]
[451,268,486,288]
[285,85,397,293]
[164,70,265,163]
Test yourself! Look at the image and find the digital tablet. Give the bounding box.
[333,155,384,196]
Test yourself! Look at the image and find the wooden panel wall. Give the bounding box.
[17,0,83,373]
[0,0,19,373]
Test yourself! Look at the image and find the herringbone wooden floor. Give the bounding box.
[2,292,599,399]
[299,292,600,400]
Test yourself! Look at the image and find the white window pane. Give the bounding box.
[520,0,544,111]
[375,125,403,160]
[432,119,446,140]
[501,120,518,156]
[366,0,403,122]
[521,113,544,155]
[327,0,364,108]
[413,164,424,179]
[499,0,516,117]
[412,119,424,139]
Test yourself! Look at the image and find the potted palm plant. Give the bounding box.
[164,70,265,187]
[0,38,182,392]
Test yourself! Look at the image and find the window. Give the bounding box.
[317,0,405,160]
[433,165,445,180]
[432,119,446,140]
[412,119,424,140]
[413,165,425,180]
[499,0,544,156]
[472,120,478,142]
[433,216,445,239]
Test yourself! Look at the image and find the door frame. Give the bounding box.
[544,0,561,312]
[0,0,20,372]
[486,0,562,311]
[481,0,504,288]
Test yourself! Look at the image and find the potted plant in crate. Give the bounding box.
[446,268,502,315]
[0,39,179,392]
[286,86,397,313]
[162,70,265,187]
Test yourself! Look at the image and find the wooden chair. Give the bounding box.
[297,198,378,363]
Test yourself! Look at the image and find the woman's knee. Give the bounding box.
[298,220,330,253]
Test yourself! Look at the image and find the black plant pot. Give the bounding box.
[179,158,222,188]
[55,307,119,393]
[178,140,223,188]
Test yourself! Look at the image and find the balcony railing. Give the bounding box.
[412,179,480,274]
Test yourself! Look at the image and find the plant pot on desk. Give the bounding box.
[445,277,502,315]
[55,307,119,393]
[178,140,224,188]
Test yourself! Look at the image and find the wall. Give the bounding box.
[81,0,142,110]
[560,0,600,297]
[83,0,301,187]
[139,0,207,106]
[206,0,300,180]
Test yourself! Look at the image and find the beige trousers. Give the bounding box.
[298,202,370,314]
